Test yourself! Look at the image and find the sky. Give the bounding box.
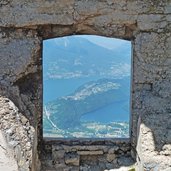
[51,35,131,51]
[76,35,131,50]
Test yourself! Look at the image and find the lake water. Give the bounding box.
[43,77,130,123]
[44,76,104,104]
[81,101,129,123]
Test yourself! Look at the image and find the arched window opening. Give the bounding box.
[43,35,131,138]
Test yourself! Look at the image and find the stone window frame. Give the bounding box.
[40,31,135,170]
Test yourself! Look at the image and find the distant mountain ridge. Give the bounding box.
[43,36,131,81]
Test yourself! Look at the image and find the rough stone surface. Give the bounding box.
[41,140,133,171]
[0,0,171,171]
[0,96,35,171]
[0,130,18,171]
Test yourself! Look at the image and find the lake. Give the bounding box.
[43,77,130,123]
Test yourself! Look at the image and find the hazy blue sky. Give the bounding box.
[76,35,131,50]
[51,35,131,51]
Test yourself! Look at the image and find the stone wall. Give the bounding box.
[0,28,42,171]
[41,139,133,171]
[0,96,34,170]
[0,0,171,171]
[134,31,171,170]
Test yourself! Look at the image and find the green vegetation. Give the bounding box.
[128,167,136,171]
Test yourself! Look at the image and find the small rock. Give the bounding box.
[65,152,80,166]
[108,146,119,154]
[78,150,103,155]
[9,140,19,148]
[52,150,65,159]
[107,154,116,162]
[118,157,134,166]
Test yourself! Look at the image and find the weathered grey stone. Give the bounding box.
[108,146,119,154]
[165,3,171,14]
[20,115,28,125]
[0,1,171,171]
[143,162,159,171]
[117,157,134,166]
[62,145,109,152]
[52,150,65,159]
[0,97,35,170]
[64,153,80,166]
[8,140,19,148]
[107,154,116,163]
[163,168,171,171]
[138,14,163,30]
[77,150,103,155]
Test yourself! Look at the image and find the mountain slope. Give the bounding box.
[44,78,130,129]
[43,36,131,80]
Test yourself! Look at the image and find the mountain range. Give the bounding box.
[43,35,131,138]
[43,36,131,80]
